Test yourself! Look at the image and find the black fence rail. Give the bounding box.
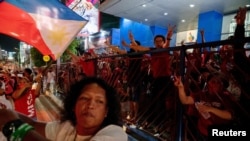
[53,37,250,141]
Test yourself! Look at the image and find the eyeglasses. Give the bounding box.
[154,40,164,43]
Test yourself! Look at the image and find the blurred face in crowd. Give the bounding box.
[219,45,233,59]
[74,83,108,135]
[17,77,29,88]
[207,76,224,94]
[154,36,165,48]
[0,72,9,82]
[23,71,30,78]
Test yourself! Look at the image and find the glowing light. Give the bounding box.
[189,4,195,8]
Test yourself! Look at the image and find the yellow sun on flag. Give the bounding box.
[48,26,69,47]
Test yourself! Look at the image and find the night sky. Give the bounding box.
[0,33,20,52]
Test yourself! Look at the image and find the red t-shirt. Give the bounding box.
[79,59,96,77]
[14,89,37,119]
[189,91,234,136]
[151,51,172,78]
[5,79,14,95]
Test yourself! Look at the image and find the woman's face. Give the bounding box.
[74,83,108,135]
[207,77,223,94]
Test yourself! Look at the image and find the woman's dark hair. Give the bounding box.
[60,77,122,127]
[207,72,229,88]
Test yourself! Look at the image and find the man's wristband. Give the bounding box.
[10,123,34,141]
[167,38,171,40]
[2,119,24,139]
[2,119,34,141]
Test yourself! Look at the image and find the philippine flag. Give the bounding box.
[0,0,87,60]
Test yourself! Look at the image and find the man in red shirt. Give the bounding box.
[128,25,176,129]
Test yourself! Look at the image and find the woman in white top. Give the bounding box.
[0,80,14,141]
[0,77,128,141]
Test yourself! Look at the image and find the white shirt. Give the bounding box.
[47,71,55,83]
[0,95,14,141]
[0,95,13,110]
[45,121,128,141]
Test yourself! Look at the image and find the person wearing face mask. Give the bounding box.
[0,77,127,141]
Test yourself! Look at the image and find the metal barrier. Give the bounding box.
[52,37,250,141]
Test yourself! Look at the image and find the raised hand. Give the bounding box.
[166,24,176,39]
[128,31,137,45]
[67,50,81,63]
[128,31,134,41]
[104,37,111,46]
[163,24,176,48]
[173,75,184,88]
[121,39,129,47]
[235,7,247,25]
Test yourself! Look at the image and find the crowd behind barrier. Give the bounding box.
[44,35,249,140]
[0,7,250,140]
[0,38,249,141]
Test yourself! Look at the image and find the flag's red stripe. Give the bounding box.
[0,2,52,56]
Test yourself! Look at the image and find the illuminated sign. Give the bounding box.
[67,0,100,37]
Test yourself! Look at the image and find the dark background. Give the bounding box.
[0,33,20,52]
